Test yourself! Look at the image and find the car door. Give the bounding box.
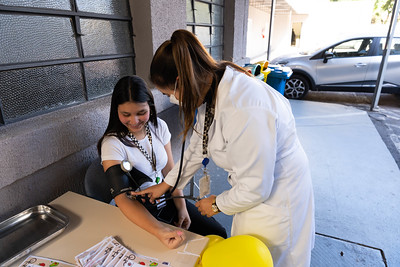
[363,37,400,91]
[315,38,374,88]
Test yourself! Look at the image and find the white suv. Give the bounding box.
[270,36,400,99]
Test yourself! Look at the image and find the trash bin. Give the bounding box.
[266,64,293,95]
[243,63,265,81]
[261,67,271,82]
[255,60,269,71]
[254,61,272,82]
[244,63,261,76]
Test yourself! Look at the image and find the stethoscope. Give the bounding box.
[120,139,199,205]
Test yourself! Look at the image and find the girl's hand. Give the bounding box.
[175,208,191,230]
[130,181,171,203]
[157,227,186,249]
[171,189,190,230]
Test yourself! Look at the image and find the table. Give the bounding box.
[12,191,208,267]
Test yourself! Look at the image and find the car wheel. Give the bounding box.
[284,74,310,99]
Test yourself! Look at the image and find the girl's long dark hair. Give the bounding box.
[97,75,158,155]
[150,29,250,139]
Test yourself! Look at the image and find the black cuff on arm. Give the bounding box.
[105,165,136,198]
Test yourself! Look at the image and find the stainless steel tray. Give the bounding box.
[0,205,69,266]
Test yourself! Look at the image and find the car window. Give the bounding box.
[378,37,400,55]
[327,38,373,58]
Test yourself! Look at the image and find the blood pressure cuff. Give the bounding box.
[105,164,153,198]
[106,165,135,198]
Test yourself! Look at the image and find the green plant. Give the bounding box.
[372,0,396,24]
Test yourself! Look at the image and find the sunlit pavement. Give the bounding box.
[291,97,399,266]
[304,91,400,171]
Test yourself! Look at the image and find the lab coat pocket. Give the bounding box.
[232,202,291,249]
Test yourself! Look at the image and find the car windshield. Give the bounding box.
[326,38,373,58]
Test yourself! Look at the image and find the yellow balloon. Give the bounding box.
[205,235,225,248]
[201,235,274,267]
[195,235,225,267]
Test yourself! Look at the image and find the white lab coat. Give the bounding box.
[165,66,315,266]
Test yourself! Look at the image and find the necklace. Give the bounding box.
[202,101,214,160]
[202,75,217,164]
[198,80,216,198]
[127,124,161,184]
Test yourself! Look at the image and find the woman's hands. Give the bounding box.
[157,227,186,249]
[195,195,217,217]
[131,181,171,203]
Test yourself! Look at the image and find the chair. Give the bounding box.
[84,157,113,203]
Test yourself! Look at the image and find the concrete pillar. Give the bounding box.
[130,0,186,85]
[224,0,250,66]
[130,0,186,160]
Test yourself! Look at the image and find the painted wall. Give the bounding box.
[246,6,270,60]
[270,12,292,60]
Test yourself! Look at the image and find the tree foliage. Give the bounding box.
[372,0,397,24]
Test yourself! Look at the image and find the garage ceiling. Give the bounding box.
[249,0,309,15]
[249,0,294,15]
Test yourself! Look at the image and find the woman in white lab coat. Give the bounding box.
[134,29,315,266]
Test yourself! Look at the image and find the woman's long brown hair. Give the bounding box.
[150,29,250,139]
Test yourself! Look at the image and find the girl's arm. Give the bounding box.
[162,142,191,230]
[103,160,185,249]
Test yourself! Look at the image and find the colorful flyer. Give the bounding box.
[18,255,75,267]
[73,236,171,267]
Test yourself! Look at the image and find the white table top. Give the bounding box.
[11,191,208,267]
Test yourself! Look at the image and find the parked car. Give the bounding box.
[270,36,400,99]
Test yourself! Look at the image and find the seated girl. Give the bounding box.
[97,75,226,249]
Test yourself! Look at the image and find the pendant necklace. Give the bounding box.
[127,123,161,184]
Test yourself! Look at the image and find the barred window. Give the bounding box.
[186,0,224,61]
[0,0,135,125]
